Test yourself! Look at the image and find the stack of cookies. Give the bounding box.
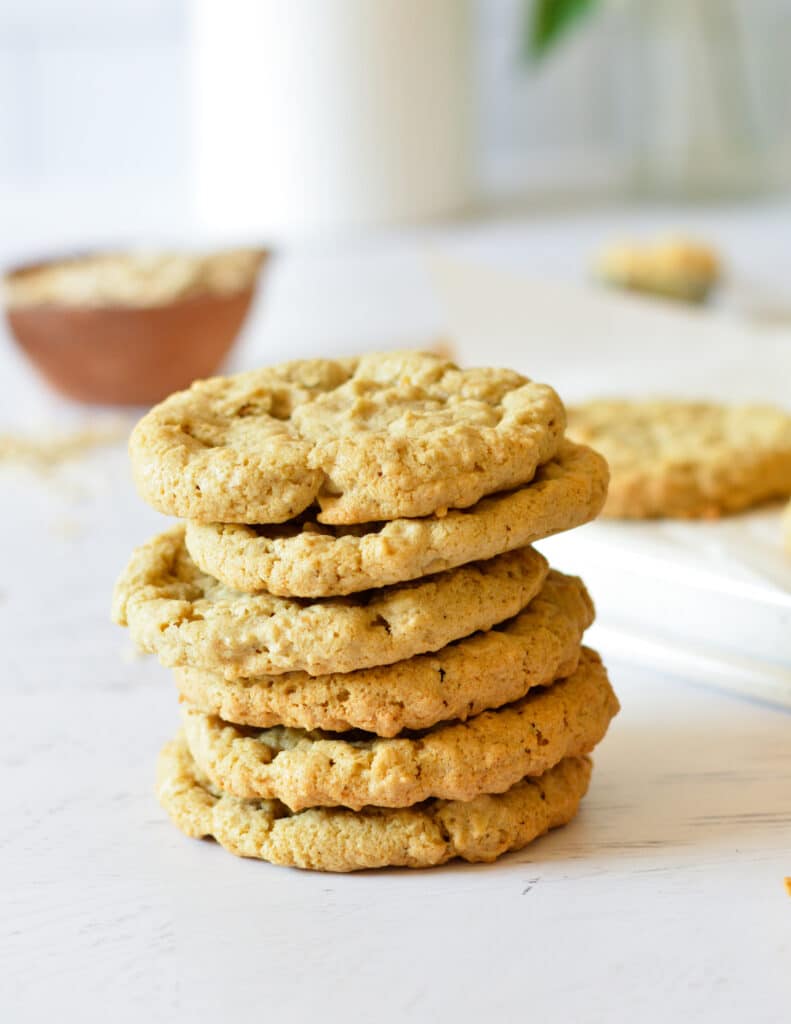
[113,351,619,872]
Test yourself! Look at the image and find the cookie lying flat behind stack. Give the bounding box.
[567,398,791,519]
[115,350,618,872]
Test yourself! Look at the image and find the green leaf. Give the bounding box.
[526,0,599,61]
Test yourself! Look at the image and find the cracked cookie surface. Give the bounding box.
[175,570,594,736]
[157,737,592,872]
[185,442,607,596]
[568,399,791,518]
[129,351,565,524]
[112,527,549,678]
[181,648,618,811]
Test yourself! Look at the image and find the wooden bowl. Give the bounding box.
[4,251,267,405]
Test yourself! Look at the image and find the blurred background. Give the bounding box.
[2,0,790,422]
[4,0,791,390]
[3,0,791,245]
[2,0,791,415]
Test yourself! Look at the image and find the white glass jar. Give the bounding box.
[191,0,473,239]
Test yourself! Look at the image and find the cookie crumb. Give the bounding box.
[49,518,82,541]
[595,236,720,303]
[0,422,129,471]
[429,339,456,360]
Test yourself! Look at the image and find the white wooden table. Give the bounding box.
[2,207,790,1023]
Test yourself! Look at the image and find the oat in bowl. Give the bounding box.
[3,248,267,405]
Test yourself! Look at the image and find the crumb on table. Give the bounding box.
[0,423,130,471]
[594,236,721,303]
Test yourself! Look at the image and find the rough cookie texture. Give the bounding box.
[129,351,566,524]
[185,442,607,596]
[157,736,593,872]
[181,648,618,811]
[112,527,549,678]
[175,570,594,736]
[567,399,791,518]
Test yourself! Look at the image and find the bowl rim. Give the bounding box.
[2,245,270,313]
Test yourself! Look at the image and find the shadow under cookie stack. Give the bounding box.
[113,351,619,872]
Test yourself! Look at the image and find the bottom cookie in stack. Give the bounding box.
[158,740,592,873]
[158,647,619,872]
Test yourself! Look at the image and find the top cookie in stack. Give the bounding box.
[128,350,605,593]
[117,350,617,872]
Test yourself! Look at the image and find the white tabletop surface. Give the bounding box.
[2,204,790,1023]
